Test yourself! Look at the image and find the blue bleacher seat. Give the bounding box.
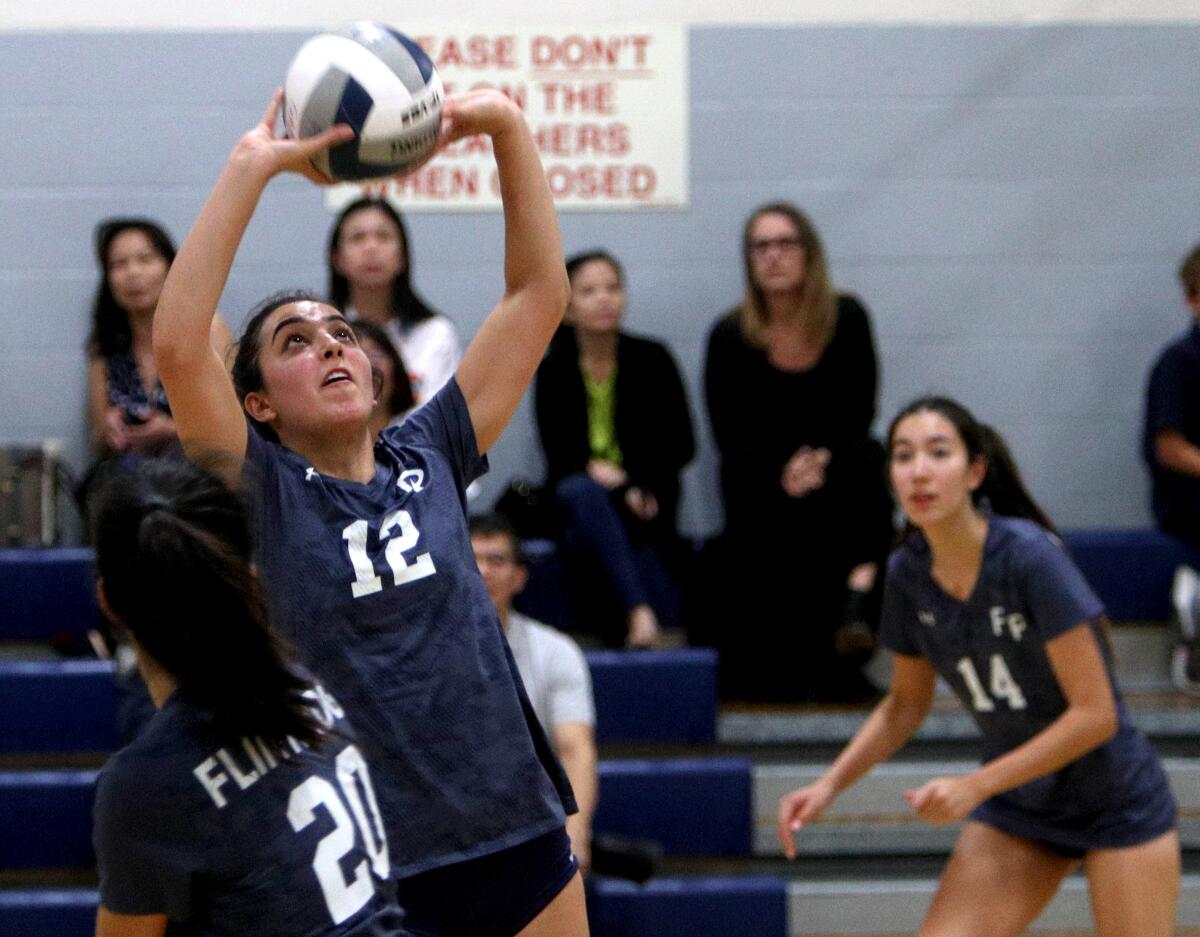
[0,661,117,753]
[588,876,788,937]
[593,758,753,856]
[514,538,574,631]
[0,771,97,868]
[587,649,718,745]
[0,890,97,937]
[0,549,97,640]
[1062,529,1200,622]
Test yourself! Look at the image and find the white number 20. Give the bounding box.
[956,654,1028,712]
[342,509,436,598]
[287,745,390,924]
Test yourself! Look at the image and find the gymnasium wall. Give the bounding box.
[2,8,1198,537]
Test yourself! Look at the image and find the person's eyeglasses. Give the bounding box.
[750,236,803,257]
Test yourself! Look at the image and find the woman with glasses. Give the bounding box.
[702,201,893,702]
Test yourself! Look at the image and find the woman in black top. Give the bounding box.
[535,250,695,647]
[703,202,893,701]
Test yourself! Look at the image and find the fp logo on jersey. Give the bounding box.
[990,606,1027,642]
[397,469,425,493]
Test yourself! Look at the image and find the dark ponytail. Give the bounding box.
[92,458,324,749]
[887,396,1057,534]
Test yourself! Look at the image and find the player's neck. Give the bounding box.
[284,425,377,484]
[923,508,989,600]
[350,285,393,326]
[137,655,179,710]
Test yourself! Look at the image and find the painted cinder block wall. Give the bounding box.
[2,19,1198,537]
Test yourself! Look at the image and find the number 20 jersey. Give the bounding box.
[879,515,1175,847]
[92,685,405,935]
[242,380,573,879]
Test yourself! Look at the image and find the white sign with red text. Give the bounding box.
[324,25,688,212]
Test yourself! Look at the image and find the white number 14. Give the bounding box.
[342,510,436,598]
[956,654,1028,711]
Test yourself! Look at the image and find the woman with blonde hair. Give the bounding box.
[703,201,892,701]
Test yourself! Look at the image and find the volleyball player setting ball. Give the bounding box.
[90,460,407,936]
[152,61,587,937]
[778,397,1180,937]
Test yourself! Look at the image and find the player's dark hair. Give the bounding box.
[231,289,325,443]
[887,396,1058,535]
[88,217,176,359]
[351,320,416,419]
[468,512,526,565]
[328,198,437,328]
[92,458,324,749]
[1180,243,1200,302]
[565,249,625,287]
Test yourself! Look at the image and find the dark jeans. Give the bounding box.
[554,473,682,644]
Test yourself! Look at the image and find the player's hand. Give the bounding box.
[232,90,355,185]
[905,775,984,827]
[777,779,836,859]
[438,88,523,145]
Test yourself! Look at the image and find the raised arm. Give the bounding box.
[153,93,351,480]
[777,653,936,858]
[453,91,570,453]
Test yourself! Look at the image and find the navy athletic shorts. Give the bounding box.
[394,826,578,937]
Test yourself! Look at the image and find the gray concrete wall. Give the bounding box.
[3,25,1197,538]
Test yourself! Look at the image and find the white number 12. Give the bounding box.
[342,510,436,598]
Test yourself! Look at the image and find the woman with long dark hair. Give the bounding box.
[90,459,406,937]
[702,201,893,701]
[777,397,1179,937]
[534,249,694,647]
[151,89,587,937]
[328,197,460,406]
[86,218,232,457]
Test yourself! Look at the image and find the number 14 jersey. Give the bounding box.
[880,515,1175,848]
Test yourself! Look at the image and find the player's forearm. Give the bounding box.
[492,107,569,319]
[558,742,598,826]
[154,154,270,373]
[823,693,928,795]
[968,704,1118,801]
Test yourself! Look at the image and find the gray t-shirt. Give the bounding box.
[505,611,595,735]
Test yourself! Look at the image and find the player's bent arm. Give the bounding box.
[457,93,570,453]
[556,721,597,868]
[1155,429,1200,478]
[555,721,598,826]
[95,907,167,937]
[965,622,1118,802]
[820,654,937,796]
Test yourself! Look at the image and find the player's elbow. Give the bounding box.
[1080,697,1119,748]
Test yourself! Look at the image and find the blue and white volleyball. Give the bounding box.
[283,22,443,182]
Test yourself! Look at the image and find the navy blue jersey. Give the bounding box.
[242,379,572,878]
[880,516,1175,847]
[93,684,406,936]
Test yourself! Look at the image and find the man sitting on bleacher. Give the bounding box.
[470,513,599,869]
[1144,241,1200,692]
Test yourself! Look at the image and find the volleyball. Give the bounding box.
[283,22,443,182]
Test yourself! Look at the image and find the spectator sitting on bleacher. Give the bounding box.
[80,218,233,518]
[471,513,598,871]
[1144,241,1200,693]
[352,320,416,435]
[534,250,695,648]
